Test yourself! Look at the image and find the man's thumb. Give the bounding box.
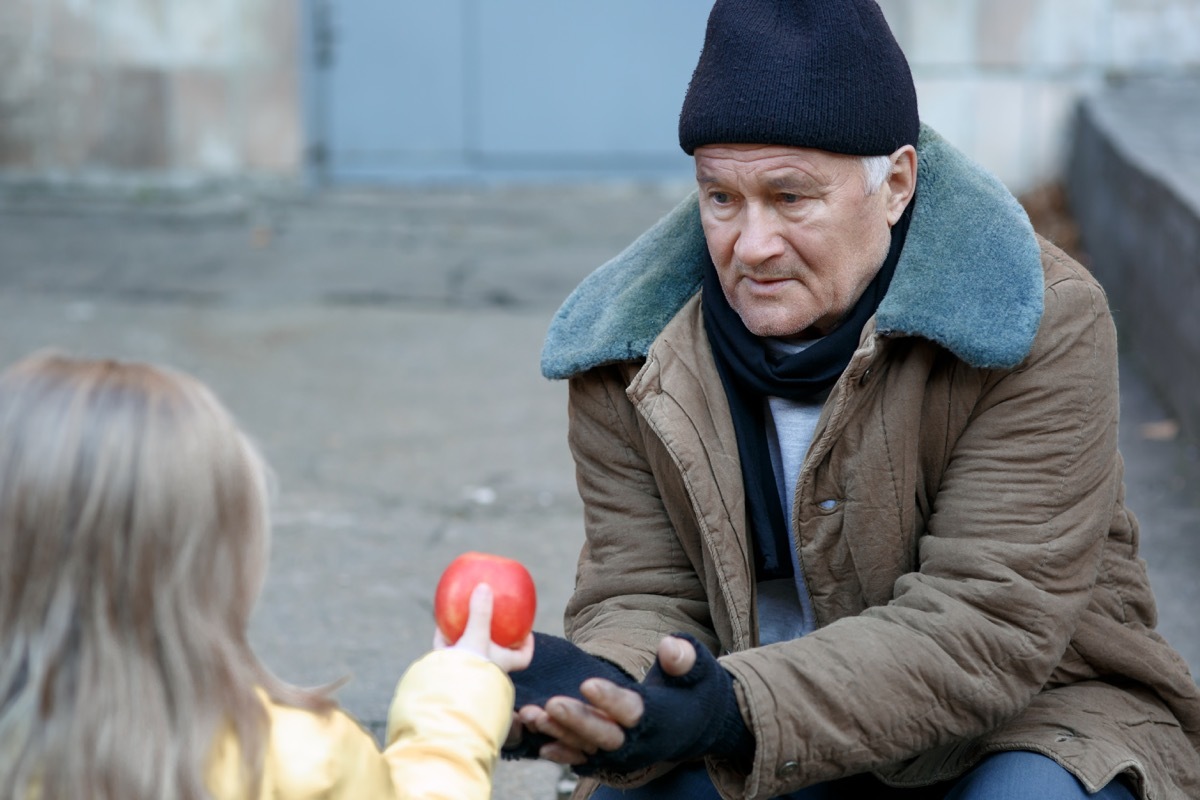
[659,635,697,677]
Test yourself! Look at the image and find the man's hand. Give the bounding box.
[502,631,640,760]
[518,636,698,764]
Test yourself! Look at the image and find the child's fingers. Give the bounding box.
[488,631,534,672]
[468,582,495,623]
[454,583,494,656]
[511,632,535,669]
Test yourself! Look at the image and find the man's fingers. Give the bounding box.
[520,702,576,744]
[516,680,640,757]
[517,704,551,733]
[519,702,601,753]
[505,712,525,748]
[539,741,588,766]
[516,703,544,720]
[658,635,697,677]
[545,695,628,752]
[580,678,645,729]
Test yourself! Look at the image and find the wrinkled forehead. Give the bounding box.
[693,143,860,185]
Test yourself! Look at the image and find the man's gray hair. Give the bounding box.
[861,155,892,195]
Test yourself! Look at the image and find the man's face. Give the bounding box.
[695,143,910,338]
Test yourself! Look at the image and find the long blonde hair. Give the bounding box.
[0,353,330,799]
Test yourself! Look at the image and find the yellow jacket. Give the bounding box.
[207,650,514,799]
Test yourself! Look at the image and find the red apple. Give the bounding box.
[434,551,537,648]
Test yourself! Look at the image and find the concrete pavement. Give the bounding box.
[1,184,1198,798]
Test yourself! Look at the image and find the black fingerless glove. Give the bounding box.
[575,633,754,776]
[503,632,638,760]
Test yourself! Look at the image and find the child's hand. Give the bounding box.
[434,583,535,673]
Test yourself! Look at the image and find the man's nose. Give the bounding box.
[732,206,785,266]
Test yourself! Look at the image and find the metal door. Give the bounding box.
[307,0,710,183]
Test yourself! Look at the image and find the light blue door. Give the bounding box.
[308,1,711,183]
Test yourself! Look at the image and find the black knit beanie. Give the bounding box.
[679,0,919,156]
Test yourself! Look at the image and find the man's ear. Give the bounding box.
[885,144,918,226]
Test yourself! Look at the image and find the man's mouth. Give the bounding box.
[741,274,794,293]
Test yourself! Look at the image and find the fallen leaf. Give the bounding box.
[250,226,273,249]
[1140,420,1179,441]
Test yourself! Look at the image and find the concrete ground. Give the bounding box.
[1,184,1198,798]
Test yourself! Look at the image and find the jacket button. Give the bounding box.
[776,761,801,779]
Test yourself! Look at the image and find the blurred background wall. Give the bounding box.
[0,0,1197,192]
[880,0,1200,194]
[0,0,300,186]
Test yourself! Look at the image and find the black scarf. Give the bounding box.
[702,204,912,581]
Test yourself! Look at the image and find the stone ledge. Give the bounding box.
[1066,76,1200,445]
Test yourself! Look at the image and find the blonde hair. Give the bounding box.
[0,352,330,799]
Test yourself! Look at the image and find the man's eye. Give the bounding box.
[779,193,800,204]
[711,192,731,204]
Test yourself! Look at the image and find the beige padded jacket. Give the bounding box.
[544,129,1200,799]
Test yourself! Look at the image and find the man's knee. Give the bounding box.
[589,763,721,799]
[945,751,1136,800]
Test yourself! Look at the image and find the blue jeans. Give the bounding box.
[589,751,1138,799]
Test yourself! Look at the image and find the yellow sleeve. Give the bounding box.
[215,695,403,799]
[382,649,515,800]
[235,653,512,800]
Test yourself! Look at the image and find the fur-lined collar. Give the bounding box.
[541,126,1043,380]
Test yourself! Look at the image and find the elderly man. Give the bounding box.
[505,1,1200,798]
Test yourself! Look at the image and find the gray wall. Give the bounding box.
[1067,78,1200,444]
[0,0,301,185]
[3,0,1200,188]
[878,0,1200,195]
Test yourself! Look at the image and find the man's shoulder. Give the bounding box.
[1035,234,1113,328]
[1038,235,1098,289]
[540,192,707,381]
[875,127,1045,370]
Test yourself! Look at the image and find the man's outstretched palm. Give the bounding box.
[516,635,697,765]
